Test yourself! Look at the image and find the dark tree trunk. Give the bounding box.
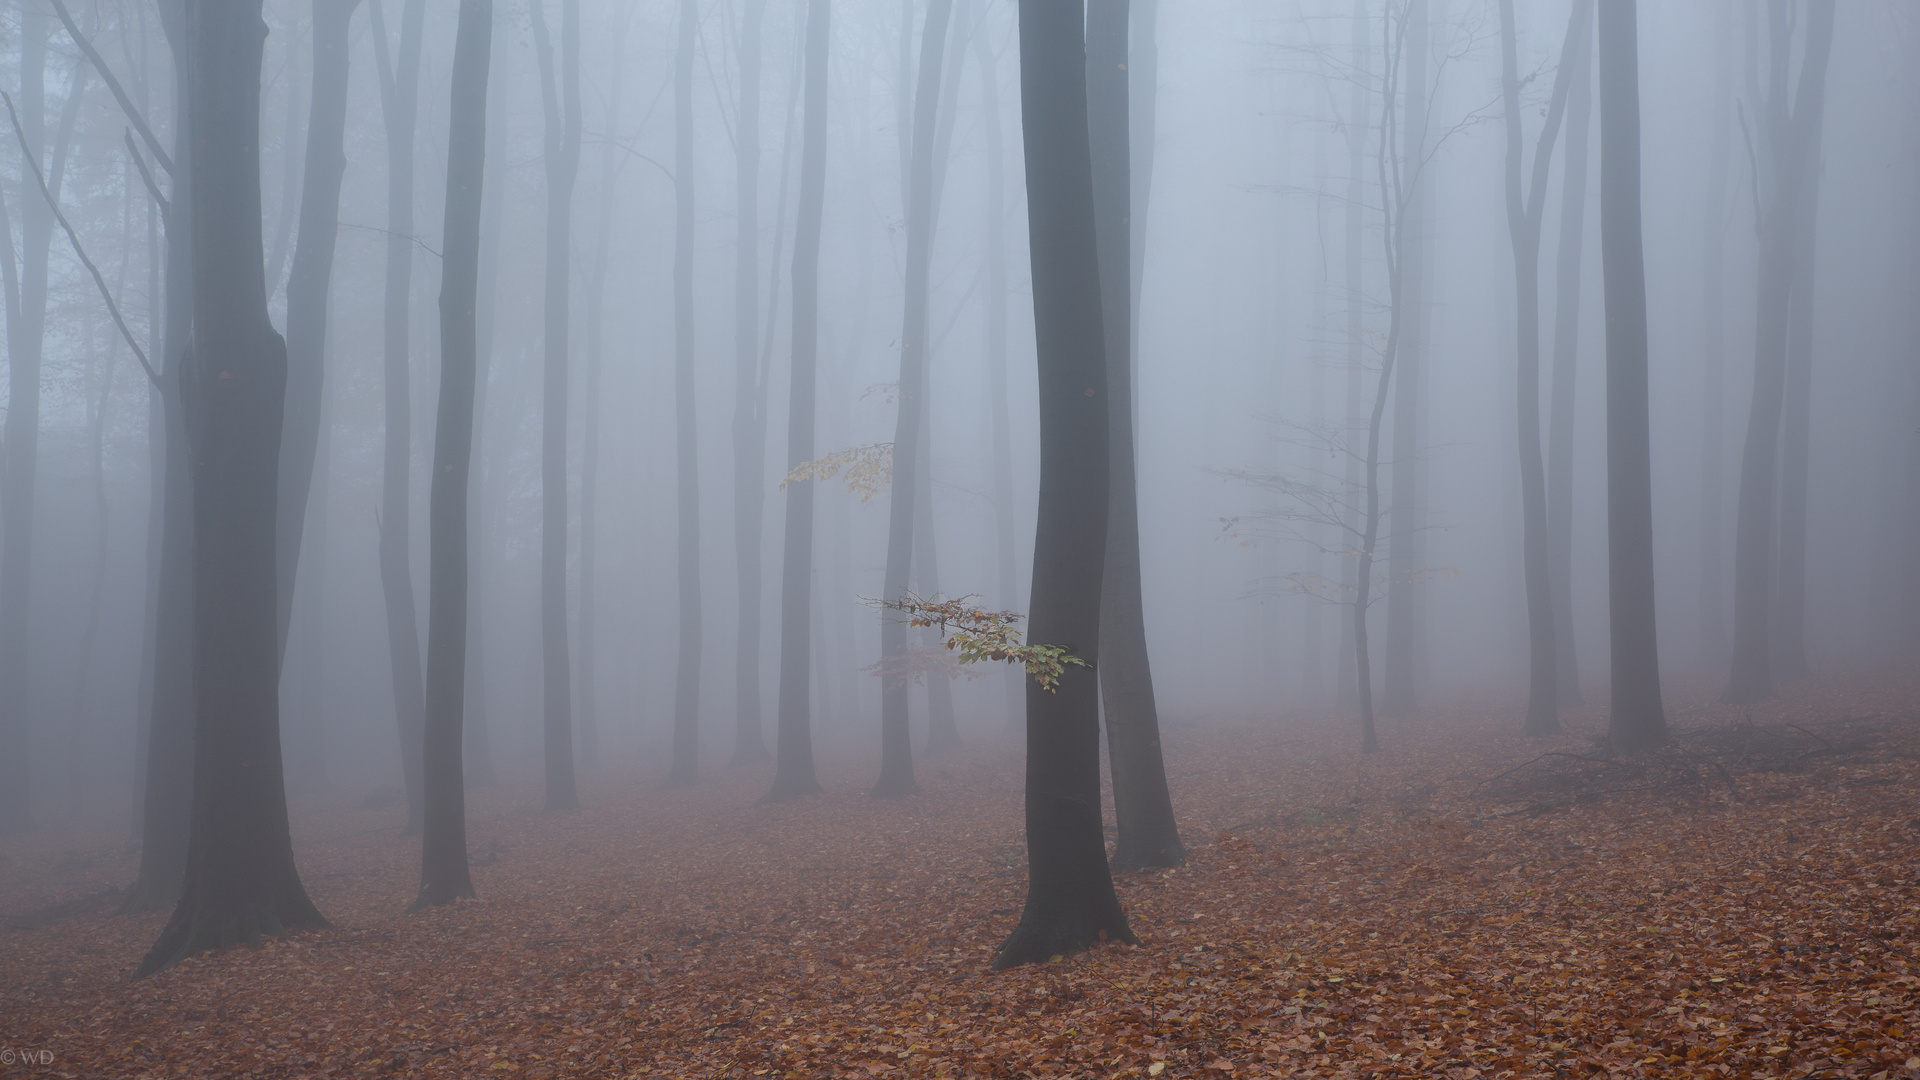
[530,0,581,811]
[413,0,492,911]
[1596,0,1669,752]
[371,0,428,832]
[1723,0,1834,704]
[1499,0,1588,738]
[730,0,773,767]
[970,21,1021,730]
[1773,143,1822,682]
[137,0,325,976]
[1334,0,1366,715]
[1087,0,1182,874]
[667,0,704,787]
[277,0,363,661]
[1547,9,1593,708]
[465,49,510,790]
[994,0,1133,969]
[1381,0,1429,720]
[873,0,953,798]
[765,0,831,804]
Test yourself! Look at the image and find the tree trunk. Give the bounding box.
[1773,141,1822,682]
[1697,0,1734,670]
[873,0,953,798]
[667,0,704,787]
[729,0,773,766]
[1335,0,1366,716]
[1596,0,1669,752]
[1381,0,1429,720]
[766,0,832,804]
[263,23,303,300]
[371,0,428,832]
[1546,8,1593,707]
[123,0,197,909]
[137,0,326,976]
[1723,0,1834,704]
[1087,0,1182,874]
[970,20,1021,730]
[994,0,1134,969]
[1499,0,1588,738]
[530,0,581,810]
[277,0,362,662]
[466,43,510,790]
[413,0,492,911]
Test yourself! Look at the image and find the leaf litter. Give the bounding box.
[2,665,1917,1078]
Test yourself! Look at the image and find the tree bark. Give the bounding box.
[1773,138,1822,682]
[667,0,704,787]
[370,0,429,832]
[1335,0,1367,716]
[1499,0,1587,737]
[414,0,492,911]
[137,0,326,976]
[277,0,363,663]
[1596,0,1669,751]
[765,0,832,804]
[1087,0,1182,873]
[530,0,581,810]
[873,0,954,798]
[1723,0,1834,704]
[1697,0,1734,670]
[994,0,1134,969]
[730,0,773,766]
[1547,7,1593,707]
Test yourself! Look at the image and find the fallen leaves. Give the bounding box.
[1,666,1918,1078]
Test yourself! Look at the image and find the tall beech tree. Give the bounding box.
[1723,0,1834,704]
[530,0,581,811]
[137,0,326,976]
[994,0,1133,969]
[1547,3,1594,707]
[1774,122,1826,682]
[277,0,364,659]
[414,0,492,911]
[1595,0,1667,752]
[765,0,832,804]
[667,0,704,787]
[370,0,429,831]
[1497,0,1589,736]
[873,0,954,798]
[731,0,773,766]
[1087,0,1182,872]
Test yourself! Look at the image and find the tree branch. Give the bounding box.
[49,0,173,176]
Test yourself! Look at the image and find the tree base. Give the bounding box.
[135,885,327,978]
[758,775,824,804]
[408,881,476,913]
[924,728,963,755]
[1109,833,1186,874]
[1521,717,1562,737]
[117,875,181,916]
[992,907,1137,970]
[728,743,773,767]
[870,773,919,799]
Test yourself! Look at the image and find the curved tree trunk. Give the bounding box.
[414,0,492,911]
[1088,0,1182,873]
[995,0,1134,970]
[138,0,326,976]
[766,0,832,804]
[1596,0,1669,752]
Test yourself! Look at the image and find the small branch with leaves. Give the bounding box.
[783,443,893,502]
[868,593,1089,694]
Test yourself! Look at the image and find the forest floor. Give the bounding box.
[3,666,1919,1079]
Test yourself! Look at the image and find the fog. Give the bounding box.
[1,0,1917,994]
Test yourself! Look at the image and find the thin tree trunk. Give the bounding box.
[1381,0,1429,719]
[1088,0,1182,873]
[277,0,363,663]
[414,0,492,911]
[1596,0,1669,752]
[370,0,429,832]
[667,0,704,787]
[1773,141,1822,682]
[530,0,581,810]
[873,0,953,798]
[466,43,511,789]
[138,0,326,976]
[1547,7,1593,707]
[1724,0,1834,704]
[1335,0,1367,716]
[765,0,832,803]
[263,23,303,299]
[1697,0,1733,670]
[994,0,1134,969]
[730,0,773,766]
